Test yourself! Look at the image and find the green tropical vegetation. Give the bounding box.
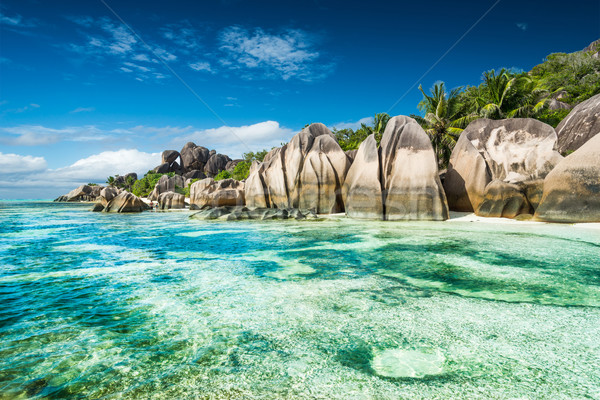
[214,170,232,181]
[409,41,600,166]
[131,171,174,198]
[333,112,391,151]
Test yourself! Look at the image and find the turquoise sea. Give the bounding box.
[1,201,599,399]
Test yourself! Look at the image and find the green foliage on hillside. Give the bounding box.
[214,170,232,181]
[408,41,599,167]
[232,161,251,180]
[131,171,173,198]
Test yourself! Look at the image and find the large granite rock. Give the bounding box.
[148,174,186,201]
[556,94,600,154]
[343,116,448,220]
[245,123,350,213]
[157,191,186,210]
[535,133,600,223]
[298,134,351,213]
[65,185,94,201]
[225,159,243,172]
[183,170,206,180]
[190,206,318,221]
[103,192,148,213]
[341,135,383,219]
[162,150,180,165]
[245,160,270,208]
[204,154,231,177]
[99,186,120,205]
[444,118,563,216]
[180,142,210,172]
[381,117,448,220]
[476,180,530,218]
[189,178,245,209]
[55,184,106,202]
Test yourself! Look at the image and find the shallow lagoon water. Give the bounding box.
[1,201,599,399]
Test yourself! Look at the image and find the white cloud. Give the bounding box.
[161,23,201,51]
[0,125,128,146]
[52,149,160,181]
[0,149,160,199]
[189,61,213,72]
[0,152,47,174]
[123,62,151,72]
[219,27,332,81]
[70,107,95,113]
[172,120,294,158]
[331,116,373,131]
[153,47,177,62]
[0,11,36,28]
[132,53,151,62]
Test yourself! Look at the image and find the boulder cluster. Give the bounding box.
[152,142,242,179]
[56,93,600,221]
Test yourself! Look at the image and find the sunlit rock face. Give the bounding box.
[157,191,185,210]
[556,93,600,154]
[102,191,148,213]
[245,123,351,214]
[148,175,186,201]
[342,135,383,219]
[343,116,448,220]
[444,118,563,217]
[189,178,245,209]
[535,133,600,223]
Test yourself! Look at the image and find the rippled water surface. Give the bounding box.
[1,201,600,399]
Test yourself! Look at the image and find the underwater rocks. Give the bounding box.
[189,178,245,209]
[535,133,600,223]
[444,118,563,218]
[190,206,318,221]
[93,191,149,213]
[344,116,448,220]
[245,123,351,214]
[556,93,600,154]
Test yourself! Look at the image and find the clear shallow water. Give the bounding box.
[1,201,599,399]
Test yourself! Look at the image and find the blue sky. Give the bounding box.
[1,0,599,198]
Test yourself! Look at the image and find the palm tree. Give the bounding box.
[413,82,478,168]
[106,176,115,186]
[506,77,554,118]
[478,68,517,118]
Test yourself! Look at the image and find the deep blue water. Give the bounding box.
[1,201,599,399]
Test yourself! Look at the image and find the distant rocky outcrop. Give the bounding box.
[245,123,351,214]
[54,184,104,202]
[190,206,318,221]
[189,178,245,209]
[444,118,563,218]
[344,116,448,220]
[535,133,600,223]
[153,142,232,178]
[93,191,148,213]
[555,93,600,154]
